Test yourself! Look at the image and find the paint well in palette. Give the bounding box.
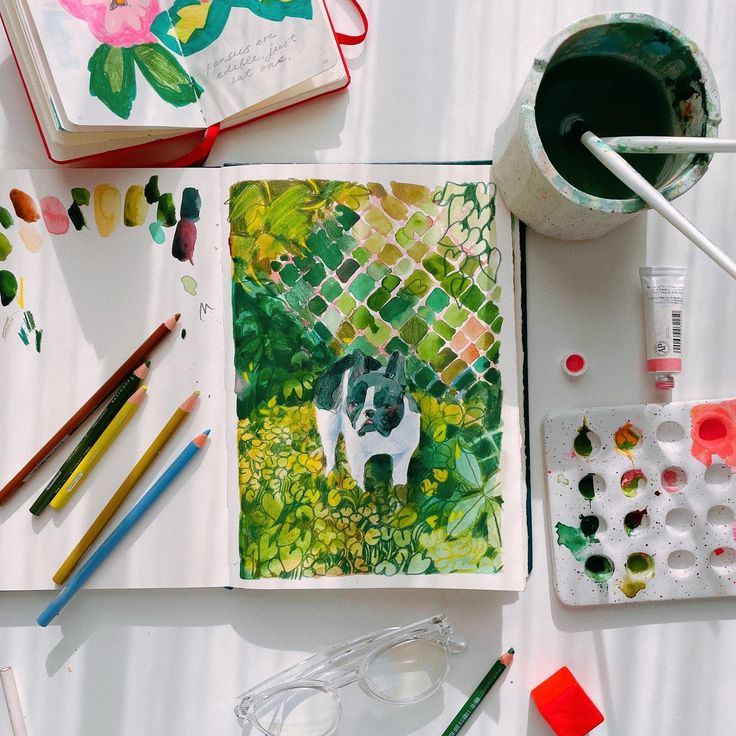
[619,552,655,598]
[620,468,646,498]
[94,184,122,237]
[614,421,641,459]
[584,554,614,583]
[9,189,40,222]
[40,196,70,235]
[624,508,648,536]
[573,419,600,458]
[578,472,603,501]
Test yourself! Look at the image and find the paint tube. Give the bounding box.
[639,266,687,390]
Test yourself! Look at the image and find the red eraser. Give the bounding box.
[531,667,604,736]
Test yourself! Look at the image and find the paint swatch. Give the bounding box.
[94,184,122,237]
[124,185,148,227]
[9,189,40,222]
[0,233,11,261]
[68,188,90,231]
[0,270,18,306]
[172,187,201,264]
[40,196,70,235]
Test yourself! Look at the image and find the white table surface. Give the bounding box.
[2,1,736,734]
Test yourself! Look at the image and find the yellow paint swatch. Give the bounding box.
[124,185,148,227]
[18,276,24,309]
[94,184,122,237]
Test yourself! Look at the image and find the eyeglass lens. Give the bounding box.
[253,686,340,736]
[363,638,448,703]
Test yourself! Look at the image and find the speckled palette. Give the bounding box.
[544,399,736,605]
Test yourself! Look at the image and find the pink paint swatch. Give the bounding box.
[41,196,70,235]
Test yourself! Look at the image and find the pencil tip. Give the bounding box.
[192,429,210,448]
[180,391,201,412]
[508,647,515,654]
[164,314,181,330]
[203,428,211,436]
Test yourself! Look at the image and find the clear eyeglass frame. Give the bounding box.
[234,614,466,736]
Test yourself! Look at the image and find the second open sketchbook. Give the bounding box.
[0,163,528,592]
[0,0,351,161]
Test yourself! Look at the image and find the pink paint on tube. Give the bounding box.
[639,267,687,391]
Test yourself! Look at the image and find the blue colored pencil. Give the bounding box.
[37,429,210,627]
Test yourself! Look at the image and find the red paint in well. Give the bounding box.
[715,547,724,556]
[699,417,728,442]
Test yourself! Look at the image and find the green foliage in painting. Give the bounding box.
[88,44,137,120]
[230,178,506,580]
[152,0,313,57]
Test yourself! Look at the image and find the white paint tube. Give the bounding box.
[639,266,687,391]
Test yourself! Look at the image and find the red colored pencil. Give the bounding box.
[0,313,180,505]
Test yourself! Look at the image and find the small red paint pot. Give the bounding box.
[562,353,587,377]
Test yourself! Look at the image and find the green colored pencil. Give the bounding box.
[441,648,514,736]
[28,362,149,516]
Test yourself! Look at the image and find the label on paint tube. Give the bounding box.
[639,266,687,385]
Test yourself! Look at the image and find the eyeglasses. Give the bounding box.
[234,614,466,736]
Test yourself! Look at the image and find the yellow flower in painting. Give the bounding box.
[419,528,488,574]
[420,478,438,496]
[432,468,448,483]
[305,457,322,474]
[327,489,342,507]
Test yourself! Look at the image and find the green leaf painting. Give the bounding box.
[88,45,137,120]
[132,44,203,105]
[152,0,312,56]
[229,178,506,581]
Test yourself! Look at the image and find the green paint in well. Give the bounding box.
[584,554,614,583]
[578,473,599,501]
[619,552,655,598]
[574,418,594,457]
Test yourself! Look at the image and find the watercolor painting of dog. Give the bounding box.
[315,350,421,488]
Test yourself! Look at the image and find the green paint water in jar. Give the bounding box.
[535,55,673,199]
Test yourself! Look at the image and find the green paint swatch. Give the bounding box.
[0,233,12,261]
[0,206,13,228]
[0,270,18,306]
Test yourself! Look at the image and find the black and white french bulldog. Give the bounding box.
[314,350,421,488]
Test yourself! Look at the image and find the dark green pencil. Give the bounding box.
[28,362,150,516]
[441,647,515,736]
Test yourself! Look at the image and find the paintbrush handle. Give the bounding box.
[603,135,736,154]
[581,131,736,281]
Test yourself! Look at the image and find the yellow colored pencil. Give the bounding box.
[52,391,199,584]
[50,386,148,511]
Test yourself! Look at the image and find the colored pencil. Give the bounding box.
[29,362,150,516]
[0,667,27,736]
[441,648,514,736]
[53,390,200,584]
[49,386,148,510]
[0,313,180,505]
[38,429,210,626]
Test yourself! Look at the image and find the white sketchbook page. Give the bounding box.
[0,169,229,591]
[23,0,206,129]
[185,0,339,125]
[220,163,528,591]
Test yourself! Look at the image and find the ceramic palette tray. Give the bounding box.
[544,399,736,605]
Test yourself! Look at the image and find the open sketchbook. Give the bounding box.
[0,0,349,161]
[0,163,528,592]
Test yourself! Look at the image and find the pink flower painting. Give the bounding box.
[60,0,159,47]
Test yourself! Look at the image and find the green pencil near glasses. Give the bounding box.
[441,647,515,736]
